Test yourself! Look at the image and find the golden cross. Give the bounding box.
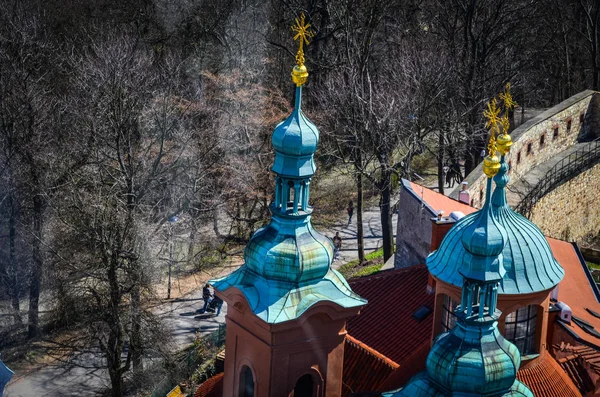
[500,114,510,134]
[483,98,501,135]
[499,83,517,111]
[291,13,314,67]
[488,132,498,156]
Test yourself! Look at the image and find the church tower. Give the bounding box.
[210,15,366,397]
[386,102,534,397]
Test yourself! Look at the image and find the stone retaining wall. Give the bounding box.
[455,90,599,208]
[529,162,600,243]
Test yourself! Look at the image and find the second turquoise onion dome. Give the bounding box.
[490,158,564,292]
[460,182,507,283]
[390,174,533,397]
[427,158,564,294]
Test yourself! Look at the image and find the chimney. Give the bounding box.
[555,301,572,324]
[430,215,456,252]
[458,181,470,204]
[546,304,560,348]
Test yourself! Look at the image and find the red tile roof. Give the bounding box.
[556,352,595,395]
[516,351,582,397]
[193,373,223,397]
[347,265,434,365]
[563,344,600,374]
[377,339,430,391]
[342,335,399,396]
[408,181,476,216]
[550,238,600,348]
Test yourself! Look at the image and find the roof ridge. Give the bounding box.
[346,334,400,368]
[349,263,427,284]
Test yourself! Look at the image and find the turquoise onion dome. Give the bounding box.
[382,373,445,397]
[271,87,319,178]
[424,311,524,395]
[459,179,507,283]
[427,159,563,294]
[490,157,564,293]
[244,211,332,283]
[387,176,533,397]
[210,52,366,324]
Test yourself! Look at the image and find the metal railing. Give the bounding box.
[516,138,600,218]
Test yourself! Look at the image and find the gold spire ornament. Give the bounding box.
[291,13,314,86]
[497,83,516,155]
[497,114,513,155]
[483,134,501,178]
[499,83,517,111]
[483,98,501,136]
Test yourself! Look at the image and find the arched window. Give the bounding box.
[287,180,295,209]
[294,374,313,397]
[239,365,255,397]
[441,295,458,332]
[504,305,537,355]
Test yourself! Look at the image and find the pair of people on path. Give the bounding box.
[202,284,223,316]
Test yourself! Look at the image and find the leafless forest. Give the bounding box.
[0,0,598,395]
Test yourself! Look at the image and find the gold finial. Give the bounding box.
[483,133,501,178]
[499,83,517,111]
[483,98,501,135]
[497,114,513,155]
[291,13,314,86]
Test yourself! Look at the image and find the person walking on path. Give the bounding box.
[332,232,342,260]
[213,296,224,316]
[202,284,212,312]
[347,201,354,225]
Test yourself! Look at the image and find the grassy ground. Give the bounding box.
[338,248,386,279]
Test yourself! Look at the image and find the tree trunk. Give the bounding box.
[130,277,142,379]
[380,167,394,262]
[186,217,197,268]
[592,5,599,91]
[464,131,476,177]
[9,192,21,324]
[108,365,124,397]
[437,130,445,195]
[28,193,45,338]
[355,170,365,264]
[106,258,126,397]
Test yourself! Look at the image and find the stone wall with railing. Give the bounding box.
[529,162,600,242]
[454,90,599,208]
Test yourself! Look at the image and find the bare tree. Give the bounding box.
[50,32,210,396]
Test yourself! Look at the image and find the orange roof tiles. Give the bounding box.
[550,238,600,348]
[556,353,596,395]
[563,344,600,374]
[377,340,430,391]
[342,335,399,396]
[407,181,476,216]
[517,351,582,397]
[347,265,434,365]
[193,373,223,397]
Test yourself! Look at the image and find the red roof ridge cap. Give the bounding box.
[346,334,400,368]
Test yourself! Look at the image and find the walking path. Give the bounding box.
[4,295,227,397]
[506,142,590,208]
[4,206,391,396]
[318,206,397,268]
